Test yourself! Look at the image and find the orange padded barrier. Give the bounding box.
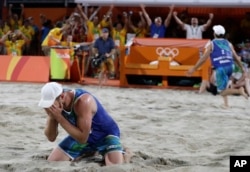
[120,38,211,87]
[0,56,50,82]
[133,38,209,48]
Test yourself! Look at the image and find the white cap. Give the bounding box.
[213,25,225,35]
[38,82,63,108]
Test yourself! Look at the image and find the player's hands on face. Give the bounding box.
[45,99,63,120]
[44,108,54,119]
[51,99,63,114]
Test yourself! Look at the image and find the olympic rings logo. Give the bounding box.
[156,47,179,57]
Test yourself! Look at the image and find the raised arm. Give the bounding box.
[8,4,13,18]
[123,12,129,30]
[19,4,24,20]
[89,6,102,21]
[139,11,146,27]
[173,11,185,29]
[140,4,152,26]
[0,31,12,43]
[164,5,174,27]
[128,13,135,31]
[16,30,29,43]
[108,15,113,30]
[103,5,114,22]
[39,13,48,25]
[76,3,88,21]
[203,13,214,30]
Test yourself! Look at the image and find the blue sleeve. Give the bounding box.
[150,23,154,30]
[150,24,155,37]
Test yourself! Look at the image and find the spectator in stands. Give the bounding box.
[28,16,40,55]
[0,19,10,36]
[8,4,24,31]
[39,13,47,26]
[109,11,128,48]
[172,9,189,38]
[76,4,107,43]
[92,28,116,82]
[173,11,213,39]
[40,19,53,45]
[20,19,34,55]
[0,19,10,54]
[140,4,174,38]
[0,29,29,56]
[71,23,87,43]
[187,25,248,108]
[41,21,71,56]
[100,5,114,30]
[128,11,148,38]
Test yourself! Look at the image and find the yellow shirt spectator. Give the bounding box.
[112,28,127,47]
[86,20,101,42]
[42,27,63,47]
[10,18,23,30]
[133,28,148,38]
[20,25,34,41]
[100,19,110,28]
[5,39,25,56]
[0,25,10,38]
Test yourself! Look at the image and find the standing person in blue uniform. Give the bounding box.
[187,25,248,108]
[38,82,131,165]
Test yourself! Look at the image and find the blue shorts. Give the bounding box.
[215,65,233,92]
[58,135,123,160]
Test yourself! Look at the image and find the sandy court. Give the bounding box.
[0,82,250,172]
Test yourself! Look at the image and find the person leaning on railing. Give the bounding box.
[41,21,71,56]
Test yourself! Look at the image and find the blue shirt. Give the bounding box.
[210,39,233,69]
[61,88,120,144]
[150,24,166,38]
[41,26,50,43]
[94,37,115,55]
